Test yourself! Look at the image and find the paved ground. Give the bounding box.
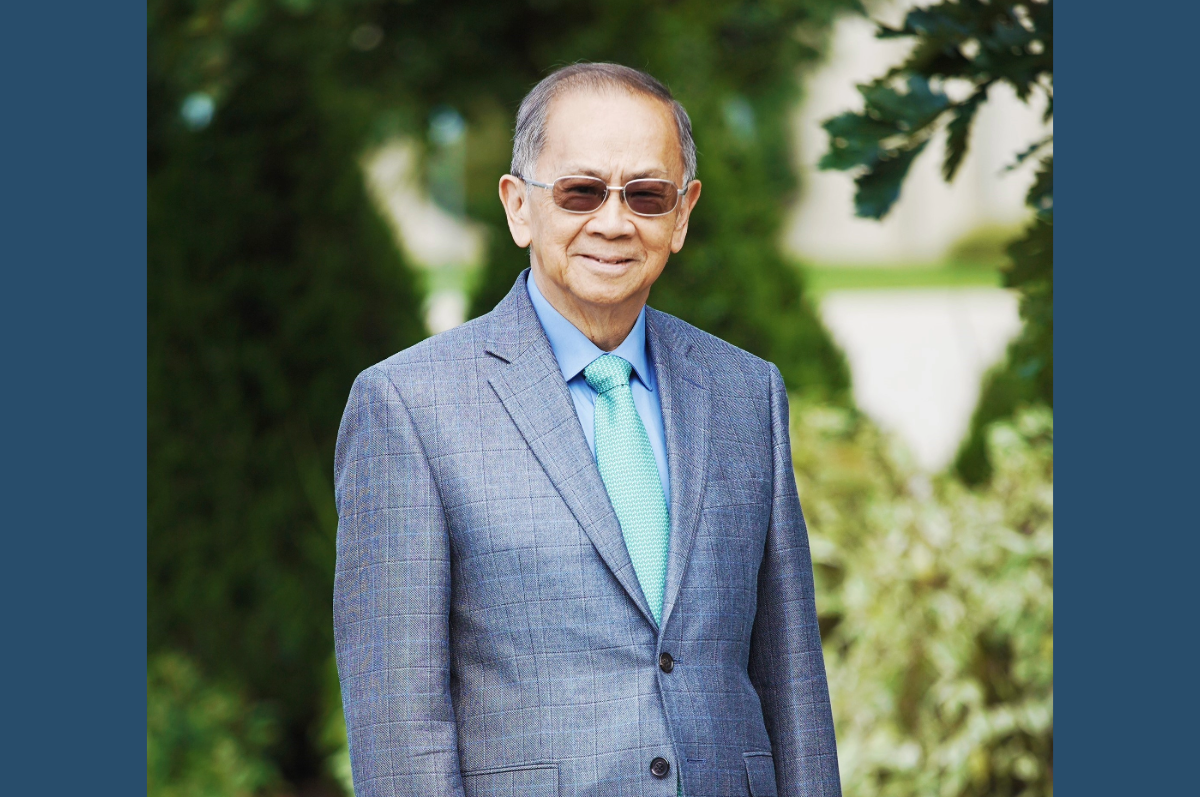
[818,287,1022,473]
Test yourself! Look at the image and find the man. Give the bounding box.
[334,63,840,797]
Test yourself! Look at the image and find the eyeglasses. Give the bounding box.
[518,174,687,217]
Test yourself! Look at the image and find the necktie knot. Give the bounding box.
[584,354,632,395]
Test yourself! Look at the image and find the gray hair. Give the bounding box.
[511,62,697,185]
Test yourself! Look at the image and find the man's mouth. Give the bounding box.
[577,254,635,265]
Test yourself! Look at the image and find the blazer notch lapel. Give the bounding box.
[648,311,712,632]
[485,271,659,628]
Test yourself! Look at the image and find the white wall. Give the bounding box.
[819,288,1022,471]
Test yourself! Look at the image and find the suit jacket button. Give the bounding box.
[658,652,674,673]
[650,757,670,778]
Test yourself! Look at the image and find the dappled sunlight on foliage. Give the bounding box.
[793,403,1053,797]
[148,653,283,797]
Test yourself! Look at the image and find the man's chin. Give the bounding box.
[565,274,645,311]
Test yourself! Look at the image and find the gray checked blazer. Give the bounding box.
[334,269,840,797]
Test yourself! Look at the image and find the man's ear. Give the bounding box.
[499,175,533,248]
[670,179,703,253]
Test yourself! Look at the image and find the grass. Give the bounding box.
[799,260,1005,298]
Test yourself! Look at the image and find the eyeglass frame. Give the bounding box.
[516,173,689,217]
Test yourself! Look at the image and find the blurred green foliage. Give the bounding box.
[816,0,1053,483]
[318,653,356,796]
[148,652,282,797]
[793,403,1053,797]
[956,181,1051,484]
[148,0,429,782]
[946,224,1025,270]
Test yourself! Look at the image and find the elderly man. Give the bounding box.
[334,63,840,797]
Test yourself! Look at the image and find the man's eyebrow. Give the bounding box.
[626,168,671,180]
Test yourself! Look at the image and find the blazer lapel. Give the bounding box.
[647,309,711,634]
[485,272,658,628]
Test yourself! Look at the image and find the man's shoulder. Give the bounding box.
[646,306,777,382]
[354,313,491,394]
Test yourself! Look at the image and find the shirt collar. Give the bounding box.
[526,271,654,391]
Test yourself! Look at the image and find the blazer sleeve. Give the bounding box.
[333,366,466,797]
[747,364,842,797]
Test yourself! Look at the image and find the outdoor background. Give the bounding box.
[148,1,1052,795]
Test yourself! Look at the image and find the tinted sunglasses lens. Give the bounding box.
[552,177,608,212]
[624,180,679,215]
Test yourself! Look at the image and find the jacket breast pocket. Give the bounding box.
[743,752,778,797]
[461,763,558,797]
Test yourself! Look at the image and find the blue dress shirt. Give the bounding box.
[527,274,671,502]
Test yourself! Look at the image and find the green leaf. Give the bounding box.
[943,85,988,181]
[854,139,930,219]
[818,111,890,170]
[900,6,973,40]
[1025,154,1053,218]
[1004,134,1052,172]
[892,36,974,82]
[860,75,950,129]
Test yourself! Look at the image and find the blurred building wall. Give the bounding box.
[820,287,1021,471]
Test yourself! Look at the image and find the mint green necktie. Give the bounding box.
[584,354,671,625]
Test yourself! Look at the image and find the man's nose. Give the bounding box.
[586,186,637,236]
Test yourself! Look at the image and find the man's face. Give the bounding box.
[500,88,702,320]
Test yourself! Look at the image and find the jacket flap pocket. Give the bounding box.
[462,762,558,797]
[743,752,778,797]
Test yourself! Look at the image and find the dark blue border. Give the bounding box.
[2,1,1194,793]
[1058,1,1195,793]
[2,4,146,795]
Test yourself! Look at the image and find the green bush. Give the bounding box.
[318,654,355,797]
[792,403,1053,797]
[148,653,282,797]
[954,213,1053,485]
[149,1,429,777]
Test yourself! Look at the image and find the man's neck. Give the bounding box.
[531,269,647,352]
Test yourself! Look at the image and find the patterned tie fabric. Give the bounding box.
[584,354,671,625]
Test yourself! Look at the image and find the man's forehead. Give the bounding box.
[553,163,673,180]
[539,87,683,177]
